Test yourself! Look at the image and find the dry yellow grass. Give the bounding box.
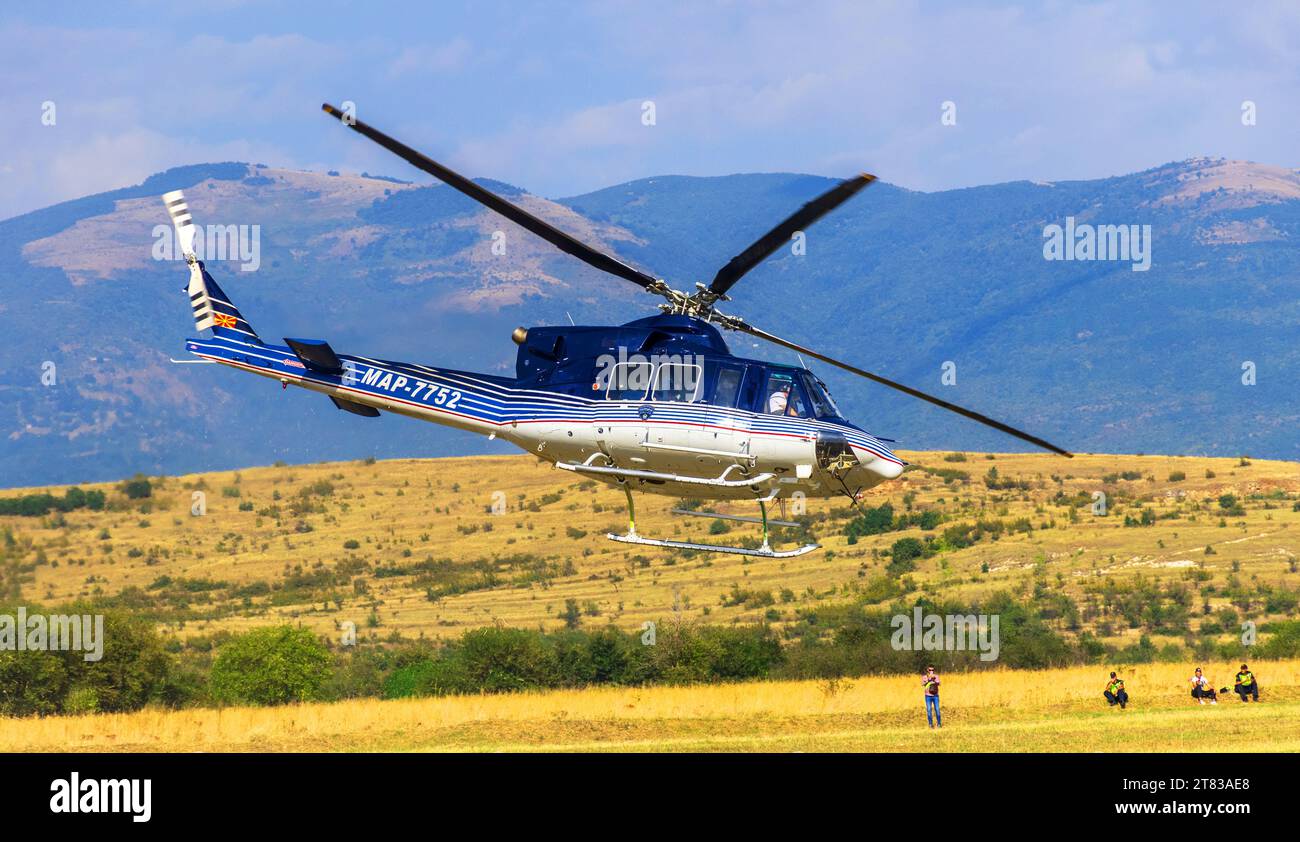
[4,659,1297,753]
[5,450,1297,650]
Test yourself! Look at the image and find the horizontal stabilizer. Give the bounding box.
[285,338,344,374]
[330,395,380,417]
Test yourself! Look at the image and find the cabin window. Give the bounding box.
[763,371,810,418]
[711,366,745,408]
[652,362,702,403]
[602,361,653,400]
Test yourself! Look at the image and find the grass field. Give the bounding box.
[3,659,1297,753]
[4,450,1297,653]
[3,450,1298,753]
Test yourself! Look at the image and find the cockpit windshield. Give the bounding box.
[801,372,840,418]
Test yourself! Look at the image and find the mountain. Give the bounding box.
[2,157,1297,487]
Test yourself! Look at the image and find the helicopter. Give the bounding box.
[164,102,1070,559]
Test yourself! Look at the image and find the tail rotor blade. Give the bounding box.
[161,190,197,258]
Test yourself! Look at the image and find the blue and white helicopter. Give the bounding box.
[164,103,1070,558]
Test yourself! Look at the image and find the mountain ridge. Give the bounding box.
[1,155,1296,488]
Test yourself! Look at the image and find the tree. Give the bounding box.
[210,625,332,706]
[560,598,582,629]
[845,503,894,539]
[62,608,175,712]
[888,537,925,574]
[0,651,67,716]
[455,626,555,692]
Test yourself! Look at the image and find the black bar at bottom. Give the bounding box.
[1,752,1287,828]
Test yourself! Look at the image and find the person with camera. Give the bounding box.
[1189,667,1217,704]
[1104,672,1128,709]
[922,666,941,729]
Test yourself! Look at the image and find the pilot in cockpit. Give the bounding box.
[766,378,807,417]
[766,383,790,414]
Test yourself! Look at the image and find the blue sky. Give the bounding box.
[1,0,1297,219]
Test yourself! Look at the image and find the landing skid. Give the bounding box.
[609,482,820,559]
[607,531,820,558]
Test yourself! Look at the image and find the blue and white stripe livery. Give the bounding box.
[184,332,905,501]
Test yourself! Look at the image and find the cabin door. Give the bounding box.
[592,359,653,467]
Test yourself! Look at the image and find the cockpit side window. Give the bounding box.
[763,371,810,418]
[711,366,745,408]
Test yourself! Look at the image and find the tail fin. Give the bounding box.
[189,261,261,341]
[162,189,262,343]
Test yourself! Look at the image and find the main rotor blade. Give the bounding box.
[321,103,661,292]
[734,321,1073,457]
[708,173,875,298]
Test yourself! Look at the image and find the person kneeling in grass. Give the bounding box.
[1104,672,1128,709]
[1234,664,1259,702]
[1189,667,1217,705]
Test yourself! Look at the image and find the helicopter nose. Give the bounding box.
[871,455,905,480]
[854,443,904,480]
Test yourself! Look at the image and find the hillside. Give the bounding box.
[2,450,1297,654]
[1,157,1298,488]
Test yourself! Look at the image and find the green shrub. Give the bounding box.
[382,659,443,698]
[210,625,332,706]
[0,650,67,716]
[1258,621,1300,658]
[845,503,894,538]
[63,686,100,715]
[887,538,925,574]
[699,626,782,679]
[62,607,175,713]
[456,626,556,692]
[648,620,719,684]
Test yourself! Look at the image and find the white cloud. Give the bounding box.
[387,37,474,77]
[2,1,1298,217]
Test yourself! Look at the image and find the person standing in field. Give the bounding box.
[1234,664,1259,702]
[1189,667,1217,704]
[1104,672,1128,709]
[922,666,941,729]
